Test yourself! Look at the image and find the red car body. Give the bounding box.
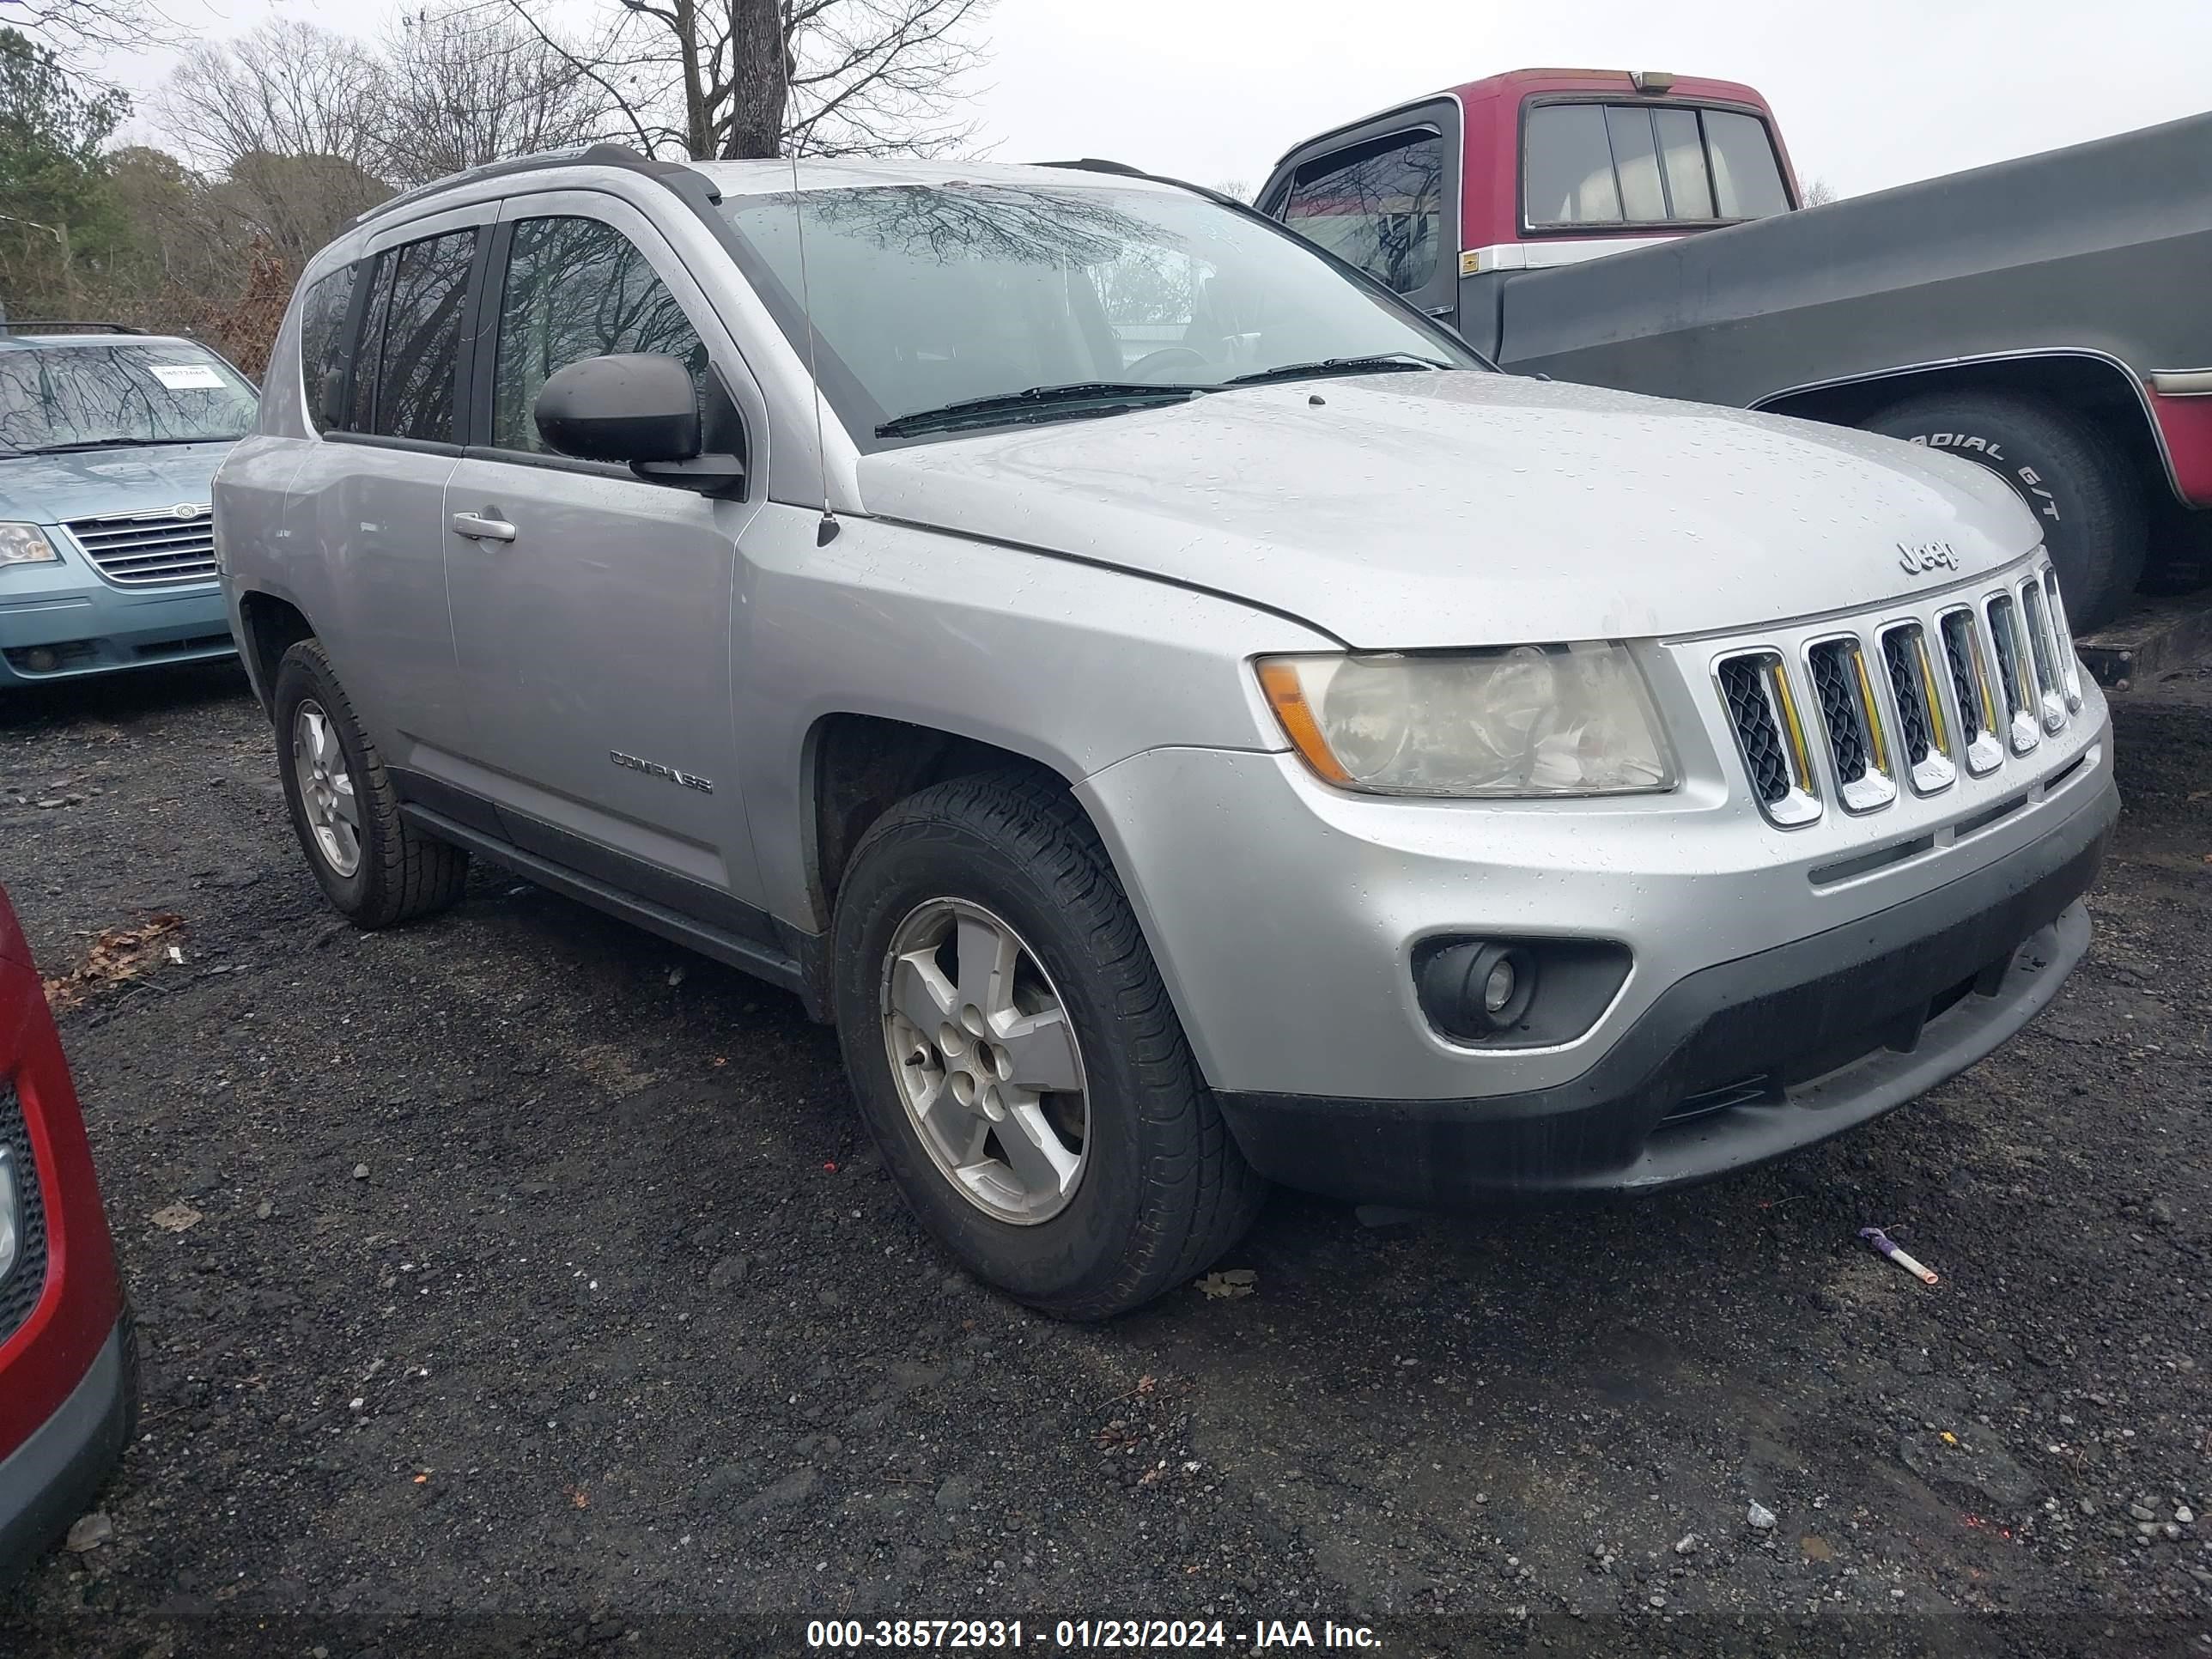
[0,883,133,1585]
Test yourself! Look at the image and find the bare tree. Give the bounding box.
[378,3,620,187]
[785,0,990,158]
[157,20,387,177]
[154,21,392,267]
[1802,176,1839,207]
[0,0,181,64]
[494,0,993,161]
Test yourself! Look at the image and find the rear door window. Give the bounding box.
[1280,130,1446,295]
[372,230,477,443]
[1525,102,1790,228]
[343,255,393,434]
[489,216,706,455]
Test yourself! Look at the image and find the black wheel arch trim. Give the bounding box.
[1751,345,2186,501]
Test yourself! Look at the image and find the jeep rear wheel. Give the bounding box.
[273,640,467,928]
[1862,392,2146,630]
[830,771,1266,1319]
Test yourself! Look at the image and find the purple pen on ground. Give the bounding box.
[1858,1226,1939,1285]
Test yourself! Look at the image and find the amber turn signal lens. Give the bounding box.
[1255,659,1353,787]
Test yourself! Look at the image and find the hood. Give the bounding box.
[0,441,237,526]
[854,374,2039,647]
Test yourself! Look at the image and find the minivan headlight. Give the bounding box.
[0,523,60,566]
[1256,642,1675,797]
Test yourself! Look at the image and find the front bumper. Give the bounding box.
[1078,696,2115,1206]
[0,559,233,686]
[1212,810,2106,1206]
[0,1317,135,1588]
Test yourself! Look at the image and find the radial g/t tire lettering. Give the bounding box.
[1863,392,2145,629]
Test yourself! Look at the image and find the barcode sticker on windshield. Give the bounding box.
[149,363,224,390]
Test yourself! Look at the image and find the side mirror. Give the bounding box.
[533,353,702,464]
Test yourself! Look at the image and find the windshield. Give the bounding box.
[0,342,258,453]
[719,179,1483,445]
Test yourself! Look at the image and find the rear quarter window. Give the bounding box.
[297,264,358,430]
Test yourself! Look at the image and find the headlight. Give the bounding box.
[1256,642,1675,797]
[0,522,60,566]
[0,1145,18,1285]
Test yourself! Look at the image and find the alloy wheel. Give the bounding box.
[291,700,362,878]
[879,896,1090,1224]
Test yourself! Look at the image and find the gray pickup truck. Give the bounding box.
[1257,68,2212,629]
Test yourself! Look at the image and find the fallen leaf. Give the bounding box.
[41,914,186,1012]
[1801,1534,1834,1561]
[1196,1269,1258,1300]
[149,1202,204,1233]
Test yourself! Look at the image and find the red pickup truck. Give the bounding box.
[1256,67,2212,629]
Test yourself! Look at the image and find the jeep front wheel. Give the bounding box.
[830,771,1266,1319]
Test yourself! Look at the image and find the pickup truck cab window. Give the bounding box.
[1525,102,1790,228]
[718,179,1478,446]
[490,215,708,455]
[1279,129,1445,295]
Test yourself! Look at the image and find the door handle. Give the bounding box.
[451,512,517,542]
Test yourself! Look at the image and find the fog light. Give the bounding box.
[1481,957,1518,1015]
[1418,941,1537,1040]
[0,1146,18,1284]
[1413,935,1634,1049]
[22,646,59,674]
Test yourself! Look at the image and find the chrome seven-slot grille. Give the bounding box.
[1716,564,2082,827]
[62,504,217,586]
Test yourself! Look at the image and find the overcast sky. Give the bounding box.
[60,0,2212,201]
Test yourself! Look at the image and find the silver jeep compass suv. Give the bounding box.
[214,146,2116,1317]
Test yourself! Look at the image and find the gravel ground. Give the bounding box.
[1,659,2208,1659]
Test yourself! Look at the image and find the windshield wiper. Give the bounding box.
[1220,354,1452,388]
[17,435,234,454]
[877,382,1202,439]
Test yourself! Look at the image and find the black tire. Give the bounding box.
[830,770,1266,1319]
[272,639,467,927]
[1862,392,2146,629]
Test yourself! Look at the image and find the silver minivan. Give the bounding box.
[215,147,2117,1317]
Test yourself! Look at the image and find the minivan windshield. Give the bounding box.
[719,179,1484,444]
[0,341,258,454]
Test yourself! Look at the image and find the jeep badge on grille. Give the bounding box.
[1897,540,1960,575]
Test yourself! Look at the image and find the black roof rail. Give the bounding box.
[0,319,148,336]
[346,143,720,234]
[1035,157,1152,179]
[1034,158,1250,212]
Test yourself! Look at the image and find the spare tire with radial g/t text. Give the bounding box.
[1861,392,2146,631]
